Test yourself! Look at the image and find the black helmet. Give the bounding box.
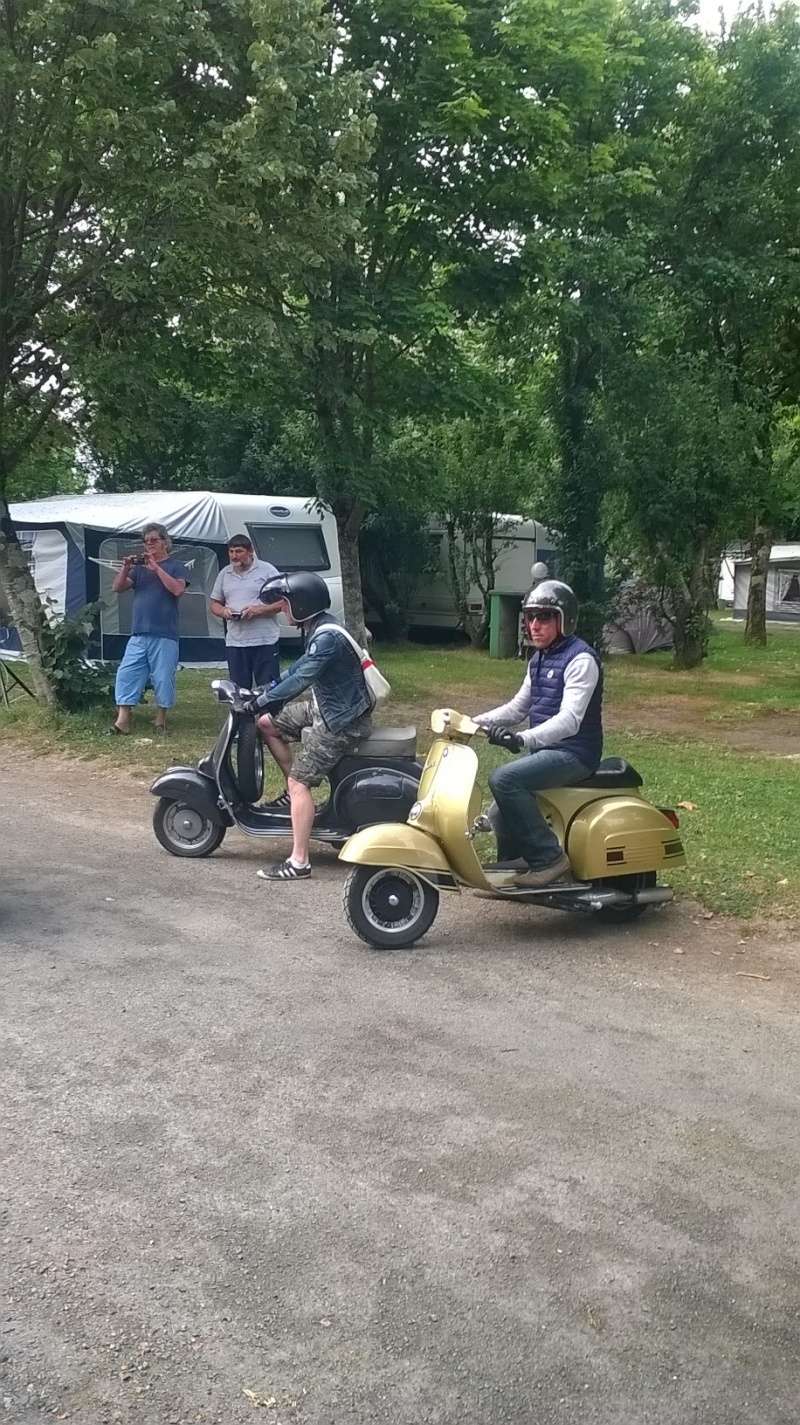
[522,579,578,636]
[259,571,331,623]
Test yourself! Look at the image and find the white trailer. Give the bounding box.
[404,516,559,630]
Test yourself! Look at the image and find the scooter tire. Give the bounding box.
[234,719,264,805]
[153,798,227,858]
[343,865,439,950]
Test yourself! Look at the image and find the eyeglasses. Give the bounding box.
[143,536,163,546]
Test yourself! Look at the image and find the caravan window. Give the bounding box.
[248,524,330,572]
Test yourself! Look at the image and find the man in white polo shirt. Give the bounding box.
[209,534,283,689]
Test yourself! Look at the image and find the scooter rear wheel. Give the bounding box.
[343,865,439,949]
[153,798,227,858]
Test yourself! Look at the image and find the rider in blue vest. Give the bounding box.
[474,580,603,888]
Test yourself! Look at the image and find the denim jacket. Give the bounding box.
[254,615,372,732]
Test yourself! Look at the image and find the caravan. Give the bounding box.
[5,490,344,663]
[405,516,559,631]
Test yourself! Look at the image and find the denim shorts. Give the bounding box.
[115,635,179,709]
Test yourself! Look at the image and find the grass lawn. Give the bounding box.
[2,621,799,920]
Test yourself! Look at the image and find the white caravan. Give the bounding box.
[405,516,559,631]
[6,490,343,662]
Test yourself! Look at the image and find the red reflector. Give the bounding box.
[660,807,680,829]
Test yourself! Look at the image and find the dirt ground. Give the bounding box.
[2,753,800,1425]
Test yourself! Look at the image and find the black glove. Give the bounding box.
[487,724,524,753]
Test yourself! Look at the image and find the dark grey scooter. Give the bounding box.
[150,679,422,858]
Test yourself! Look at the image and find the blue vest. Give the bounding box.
[528,634,603,769]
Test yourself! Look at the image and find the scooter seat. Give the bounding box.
[575,757,643,789]
[353,725,417,758]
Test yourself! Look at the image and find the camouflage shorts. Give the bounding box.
[271,699,372,788]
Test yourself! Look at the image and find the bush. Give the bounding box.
[40,602,116,711]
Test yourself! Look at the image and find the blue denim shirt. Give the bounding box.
[254,615,372,732]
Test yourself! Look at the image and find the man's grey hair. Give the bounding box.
[142,522,172,551]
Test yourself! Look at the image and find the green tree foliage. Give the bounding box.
[0,0,371,696]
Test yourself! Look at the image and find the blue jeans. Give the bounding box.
[115,635,179,709]
[488,747,595,868]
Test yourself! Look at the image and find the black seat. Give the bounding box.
[575,757,642,789]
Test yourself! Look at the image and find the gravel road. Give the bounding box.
[1,754,799,1425]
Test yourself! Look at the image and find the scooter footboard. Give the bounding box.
[149,769,231,827]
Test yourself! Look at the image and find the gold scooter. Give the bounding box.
[340,708,686,949]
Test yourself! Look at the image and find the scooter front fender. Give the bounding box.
[149,769,231,827]
[339,823,453,877]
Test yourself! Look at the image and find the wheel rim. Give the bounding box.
[361,869,425,934]
[164,802,214,849]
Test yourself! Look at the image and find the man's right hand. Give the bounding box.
[487,724,524,753]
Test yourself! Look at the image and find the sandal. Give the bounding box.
[257,859,311,881]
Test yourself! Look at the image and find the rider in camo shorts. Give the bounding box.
[248,572,372,882]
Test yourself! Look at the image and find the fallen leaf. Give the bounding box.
[701,910,714,920]
[242,1388,277,1408]
[673,948,684,955]
[736,972,771,981]
[677,800,698,811]
[777,878,789,887]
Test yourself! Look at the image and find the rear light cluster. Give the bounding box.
[660,807,680,829]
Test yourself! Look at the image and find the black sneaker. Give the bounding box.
[257,858,311,881]
[263,790,291,812]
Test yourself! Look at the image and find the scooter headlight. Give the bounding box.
[408,801,422,823]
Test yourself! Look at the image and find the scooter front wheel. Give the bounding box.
[153,798,227,858]
[343,865,439,950]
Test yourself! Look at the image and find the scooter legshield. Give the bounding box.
[339,822,452,874]
[149,769,231,827]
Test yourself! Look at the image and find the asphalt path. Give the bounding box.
[1,754,799,1425]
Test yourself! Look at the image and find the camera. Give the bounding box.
[126,552,148,565]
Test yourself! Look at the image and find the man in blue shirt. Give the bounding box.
[111,523,189,734]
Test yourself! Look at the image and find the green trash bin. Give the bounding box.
[488,590,522,659]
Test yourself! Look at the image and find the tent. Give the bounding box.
[731,545,800,622]
[604,581,673,654]
[5,490,343,662]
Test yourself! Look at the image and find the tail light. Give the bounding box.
[660,807,680,829]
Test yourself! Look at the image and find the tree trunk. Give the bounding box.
[744,520,771,646]
[0,496,57,704]
[554,315,607,648]
[334,499,368,645]
[669,547,710,671]
[672,615,707,670]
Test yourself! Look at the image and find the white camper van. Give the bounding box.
[405,516,559,631]
[7,490,344,663]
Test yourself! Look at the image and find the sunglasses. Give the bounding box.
[525,608,558,623]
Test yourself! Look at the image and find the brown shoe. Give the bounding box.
[511,852,571,889]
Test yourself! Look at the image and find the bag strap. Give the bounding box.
[314,622,365,658]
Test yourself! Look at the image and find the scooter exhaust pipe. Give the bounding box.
[633,887,674,906]
[578,885,674,912]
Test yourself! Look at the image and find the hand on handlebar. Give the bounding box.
[486,724,524,753]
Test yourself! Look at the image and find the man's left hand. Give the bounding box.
[487,725,524,753]
[240,604,262,620]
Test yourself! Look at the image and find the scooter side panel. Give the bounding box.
[564,797,686,880]
[149,770,231,827]
[338,824,453,875]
